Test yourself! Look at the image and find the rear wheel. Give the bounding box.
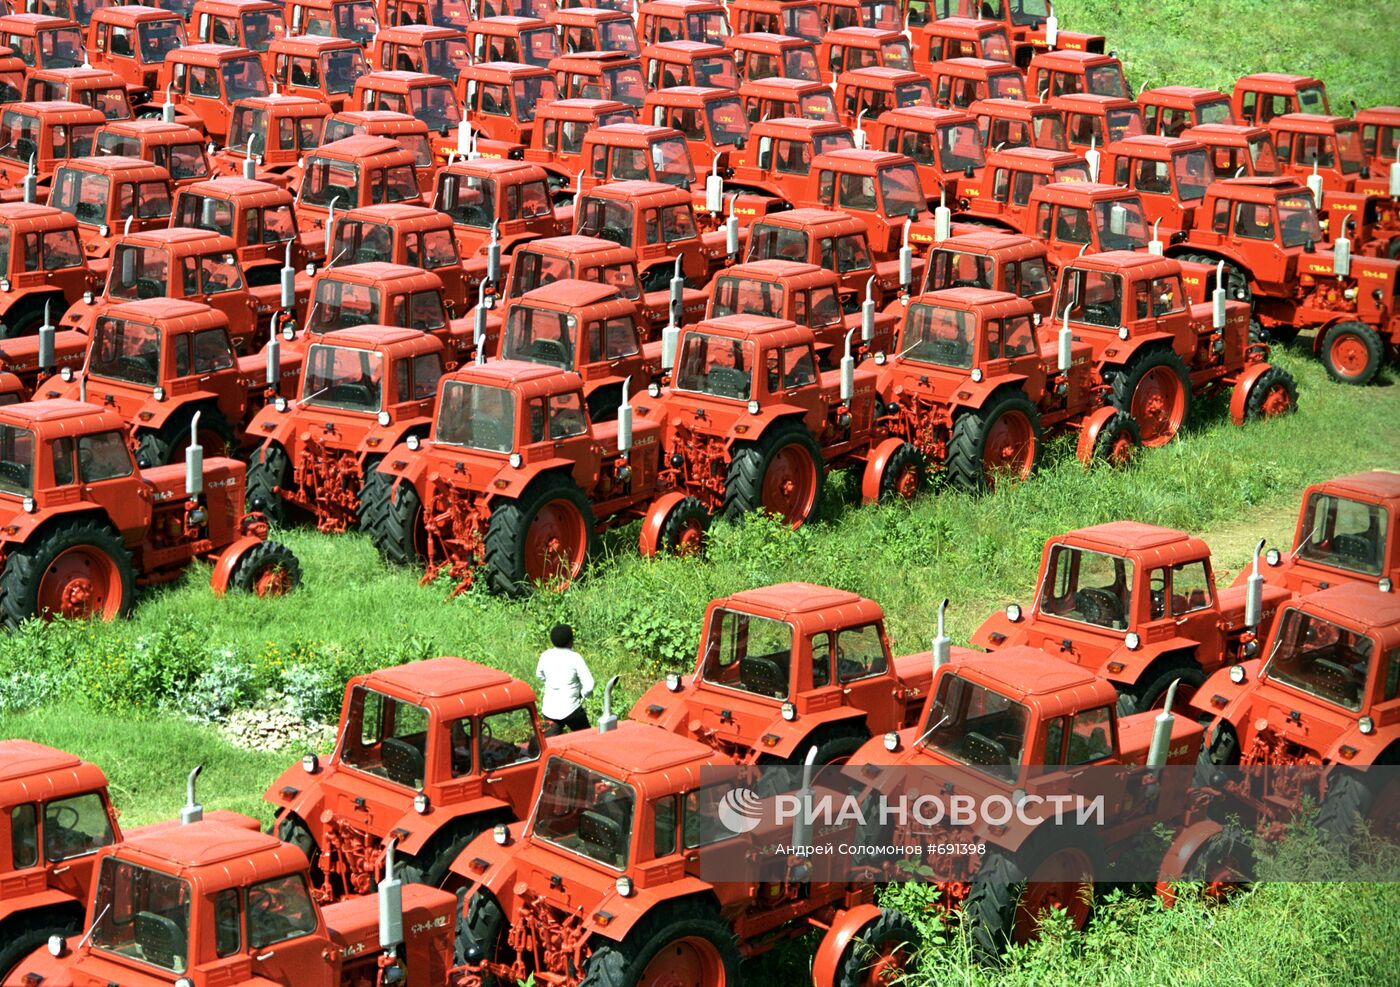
[0,294,62,340]
[1320,321,1384,385]
[229,541,301,597]
[581,901,741,987]
[1127,656,1204,711]
[360,468,424,566]
[246,443,291,527]
[135,408,235,467]
[965,846,1094,964]
[0,519,136,628]
[947,392,1043,493]
[484,473,597,596]
[1243,366,1298,420]
[829,908,919,987]
[1108,348,1191,447]
[723,420,824,528]
[1315,770,1396,845]
[460,889,508,983]
[0,911,82,979]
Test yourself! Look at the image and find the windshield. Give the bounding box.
[651,137,696,186]
[331,220,396,264]
[675,330,756,399]
[40,28,84,68]
[95,131,140,158]
[1265,607,1375,712]
[533,756,635,870]
[706,97,748,145]
[335,0,379,44]
[982,29,1012,62]
[396,133,431,167]
[896,80,936,107]
[431,0,475,26]
[322,49,368,96]
[901,302,976,368]
[800,91,838,122]
[0,423,33,497]
[939,122,985,173]
[784,47,819,82]
[90,316,161,385]
[1278,193,1322,248]
[409,84,462,131]
[599,19,637,51]
[513,75,557,124]
[1037,544,1134,630]
[242,10,285,51]
[1105,107,1144,142]
[49,167,110,226]
[701,607,792,698]
[576,198,633,247]
[1199,98,1231,125]
[436,379,517,452]
[603,66,646,108]
[503,305,575,369]
[1296,492,1389,576]
[222,57,269,101]
[1085,64,1128,99]
[746,223,806,262]
[925,249,991,291]
[138,18,187,61]
[783,5,822,40]
[986,72,1024,101]
[924,673,1028,782]
[1297,84,1328,114]
[90,858,193,973]
[688,11,727,43]
[881,40,913,71]
[694,55,738,90]
[173,192,235,237]
[859,0,901,30]
[109,245,170,301]
[228,106,269,156]
[519,28,559,68]
[879,164,925,218]
[1061,267,1123,327]
[438,173,496,229]
[710,275,785,319]
[424,38,469,81]
[309,278,380,330]
[1248,135,1280,175]
[1172,148,1213,200]
[1094,198,1149,250]
[339,686,429,787]
[303,343,384,410]
[1334,126,1365,175]
[301,157,359,208]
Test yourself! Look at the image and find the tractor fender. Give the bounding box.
[1166,246,1254,293]
[0,504,122,552]
[1075,405,1124,464]
[810,903,885,987]
[1156,818,1224,887]
[138,391,223,432]
[356,419,430,458]
[860,436,910,504]
[0,286,65,326]
[486,458,577,502]
[210,535,265,595]
[587,884,722,944]
[638,490,692,557]
[0,887,82,927]
[1228,361,1278,425]
[1094,639,1197,687]
[387,795,515,857]
[949,377,1027,413]
[969,608,1029,650]
[742,406,810,444]
[246,409,297,452]
[1190,658,1263,722]
[1092,332,1179,372]
[1320,725,1399,766]
[374,443,436,489]
[762,708,868,761]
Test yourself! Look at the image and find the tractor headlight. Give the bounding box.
[99,224,110,237]
[874,351,887,365]
[83,290,94,304]
[615,876,633,897]
[493,823,510,845]
[747,399,760,414]
[405,434,421,451]
[48,935,66,957]
[60,366,73,382]
[176,979,194,987]
[780,701,796,721]
[23,496,35,513]
[1359,716,1375,735]
[665,672,681,691]
[1381,577,1393,593]
[1344,287,1357,300]
[153,386,165,402]
[1265,548,1281,566]
[970,368,983,382]
[1006,603,1022,622]
[883,731,900,752]
[647,382,660,397]
[274,396,288,412]
[1118,327,1129,340]
[1229,664,1246,684]
[509,453,523,468]
[302,753,319,773]
[1124,632,1141,650]
[413,792,430,814]
[0,278,10,292]
[377,411,391,426]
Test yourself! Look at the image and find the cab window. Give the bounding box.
[1170,560,1213,615]
[479,707,540,770]
[214,888,241,957]
[833,623,887,682]
[77,431,133,483]
[247,874,318,948]
[652,796,678,856]
[9,804,37,869]
[1066,706,1113,764]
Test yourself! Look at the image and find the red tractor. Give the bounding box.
[46,155,173,270]
[5,813,457,987]
[869,105,985,205]
[329,204,467,313]
[551,51,647,110]
[245,326,445,530]
[848,642,1201,960]
[726,31,820,86]
[745,206,917,308]
[577,122,700,196]
[1185,122,1283,180]
[1170,176,1400,385]
[0,101,105,202]
[296,134,423,237]
[1357,106,1400,178]
[452,717,921,987]
[1100,134,1216,242]
[574,179,733,291]
[0,203,98,338]
[836,65,937,127]
[93,119,213,193]
[549,6,640,58]
[737,74,839,123]
[1026,49,1129,100]
[916,230,1056,318]
[911,14,1014,74]
[947,145,1089,237]
[22,65,134,122]
[1231,72,1329,127]
[727,0,822,40]
[639,0,732,45]
[433,157,572,261]
[642,39,739,90]
[0,750,260,979]
[466,14,559,70]
[146,44,271,145]
[870,286,1138,492]
[459,60,558,150]
[816,26,913,83]
[324,109,436,194]
[642,85,750,175]
[927,57,1025,111]
[216,93,331,186]
[1053,92,1143,154]
[925,0,1105,69]
[723,115,855,210]
[631,581,933,763]
[265,655,547,895]
[172,177,317,283]
[305,262,478,362]
[1139,86,1234,137]
[0,396,300,624]
[518,97,637,194]
[631,313,914,529]
[0,15,86,74]
[353,70,463,147]
[1244,470,1400,597]
[267,34,369,113]
[373,22,469,80]
[972,521,1288,709]
[1191,583,1400,842]
[967,97,1068,152]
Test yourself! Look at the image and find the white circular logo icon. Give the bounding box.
[717,787,764,834]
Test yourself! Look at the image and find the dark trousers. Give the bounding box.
[543,705,591,736]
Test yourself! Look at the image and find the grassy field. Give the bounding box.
[4,4,1400,982]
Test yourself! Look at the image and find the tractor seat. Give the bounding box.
[380,737,425,788]
[134,911,183,969]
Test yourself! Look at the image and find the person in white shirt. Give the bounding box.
[536,624,595,735]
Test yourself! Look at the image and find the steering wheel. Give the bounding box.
[0,461,27,485]
[530,338,569,365]
[597,226,628,245]
[952,277,983,288]
[1075,587,1124,626]
[135,278,163,300]
[1085,303,1114,324]
[1313,658,1352,680]
[50,804,80,829]
[118,355,155,380]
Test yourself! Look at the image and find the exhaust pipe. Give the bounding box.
[725,193,740,260]
[932,598,950,671]
[1148,218,1163,255]
[324,202,336,259]
[789,746,818,851]
[265,322,281,390]
[1333,214,1351,278]
[597,675,620,733]
[617,378,633,452]
[898,218,912,293]
[1212,261,1227,330]
[180,765,204,824]
[22,153,35,204]
[38,300,54,375]
[1245,538,1265,628]
[486,219,501,288]
[474,284,489,365]
[242,141,256,181]
[1306,160,1323,206]
[839,329,855,402]
[933,189,950,242]
[1146,680,1180,770]
[163,84,176,124]
[705,156,723,213]
[1086,136,1100,183]
[379,838,404,950]
[185,411,204,498]
[861,277,875,345]
[668,254,685,335]
[1057,305,1073,373]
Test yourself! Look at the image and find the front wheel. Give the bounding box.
[965,846,1095,964]
[0,912,83,979]
[229,540,301,596]
[1108,348,1192,447]
[360,469,424,566]
[1090,410,1141,467]
[581,902,741,987]
[1242,365,1298,420]
[723,420,824,528]
[246,443,291,527]
[825,908,919,987]
[1320,321,1384,386]
[657,496,710,556]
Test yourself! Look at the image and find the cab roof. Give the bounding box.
[0,14,79,29]
[986,145,1081,169]
[936,229,1041,255]
[380,24,468,42]
[182,176,293,205]
[952,645,1112,703]
[317,324,437,351]
[118,819,307,884]
[1059,520,1197,554]
[723,258,826,282]
[1030,49,1117,67]
[585,179,689,201]
[92,5,187,24]
[727,32,812,51]
[645,39,727,55]
[1356,106,1400,125]
[645,85,732,104]
[448,359,584,396]
[520,279,623,309]
[272,33,360,52]
[233,92,329,112]
[551,720,724,777]
[0,398,126,430]
[1139,85,1228,103]
[1031,180,1134,205]
[0,739,82,783]
[61,154,169,178]
[1109,134,1204,157]
[1235,72,1324,91]
[538,97,633,120]
[104,297,231,327]
[361,655,517,700]
[738,75,828,95]
[969,97,1060,117]
[1052,92,1136,111]
[0,740,108,808]
[313,134,411,159]
[126,227,237,250]
[463,60,550,80]
[322,261,443,286]
[877,105,973,128]
[357,70,451,88]
[1270,112,1355,133]
[0,202,75,228]
[1071,249,1186,280]
[523,234,629,259]
[1294,583,1400,631]
[13,100,104,120]
[758,206,864,230]
[913,286,1027,314]
[1308,470,1400,503]
[171,43,259,64]
[442,157,546,179]
[695,313,802,338]
[99,119,205,139]
[839,66,927,85]
[928,16,1008,36]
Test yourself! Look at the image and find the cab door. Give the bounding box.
[826,622,907,731]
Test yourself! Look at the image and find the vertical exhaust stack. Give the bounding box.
[486,220,502,290]
[617,379,633,453]
[598,676,621,733]
[1212,260,1227,331]
[932,598,950,671]
[180,765,204,825]
[379,838,405,951]
[324,202,336,259]
[1086,137,1100,183]
[573,170,584,213]
[22,153,35,204]
[265,323,281,391]
[1057,305,1073,373]
[38,300,54,376]
[860,277,875,346]
[185,411,204,499]
[705,157,724,214]
[1045,14,1059,48]
[123,215,133,237]
[457,119,472,158]
[854,108,868,150]
[669,256,685,329]
[933,190,951,242]
[279,239,296,309]
[242,142,256,181]
[725,193,740,260]
[1146,680,1180,770]
[474,285,489,365]
[839,329,855,403]
[898,219,912,295]
[1245,538,1265,629]
[163,84,176,124]
[1389,160,1400,199]
[1307,161,1324,206]
[1148,218,1163,256]
[1332,214,1352,278]
[789,746,818,851]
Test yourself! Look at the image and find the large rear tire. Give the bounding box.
[484,473,597,597]
[135,407,235,467]
[1126,655,1205,712]
[1320,321,1384,386]
[360,468,424,566]
[947,392,1043,493]
[1108,348,1191,447]
[723,420,824,528]
[246,443,291,527]
[965,846,1095,965]
[0,519,136,628]
[580,901,741,987]
[0,911,82,979]
[1242,365,1298,420]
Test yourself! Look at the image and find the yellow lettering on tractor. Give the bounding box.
[1307,264,1334,275]
[965,188,981,197]
[737,207,756,216]
[1361,269,1388,279]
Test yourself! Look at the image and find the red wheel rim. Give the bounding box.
[891,464,920,499]
[982,410,1035,484]
[524,499,588,586]
[1131,367,1186,447]
[1255,384,1293,417]
[1104,429,1136,466]
[856,934,912,987]
[1329,332,1370,377]
[38,546,122,620]
[638,936,727,987]
[1149,681,1197,711]
[1013,848,1093,942]
[761,445,817,527]
[253,565,293,597]
[673,517,706,555]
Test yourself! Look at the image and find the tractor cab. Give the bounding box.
[287,0,380,46]
[551,51,646,110]
[1232,72,1329,127]
[1268,113,1376,194]
[219,94,330,183]
[920,231,1054,316]
[378,0,476,30]
[872,105,985,203]
[1357,106,1400,177]
[306,261,473,360]
[574,180,720,289]
[373,23,469,81]
[801,148,932,257]
[23,65,133,121]
[1250,471,1400,596]
[1182,123,1281,179]
[24,0,118,27]
[0,101,104,195]
[639,0,731,45]
[156,44,270,143]
[928,57,1026,110]
[433,158,568,261]
[1139,85,1234,137]
[911,15,1013,74]
[745,206,908,307]
[974,521,1288,709]
[521,98,636,189]
[1102,134,1215,240]
[353,70,462,140]
[817,26,912,83]
[968,97,1067,152]
[579,123,697,194]
[1052,92,1143,154]
[467,15,559,70]
[461,62,559,149]
[1029,181,1154,269]
[924,0,1106,69]
[0,14,85,72]
[172,177,309,280]
[738,74,838,124]
[322,110,434,194]
[1027,49,1129,100]
[189,0,287,74]
[549,6,639,57]
[818,0,902,32]
[94,119,212,192]
[728,117,854,203]
[1183,177,1327,290]
[268,34,368,113]
[296,135,422,234]
[728,0,822,42]
[631,583,931,761]
[835,66,934,130]
[86,6,188,98]
[642,40,739,91]
[0,47,23,105]
[329,204,465,312]
[726,32,819,85]
[47,156,172,263]
[643,86,748,174]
